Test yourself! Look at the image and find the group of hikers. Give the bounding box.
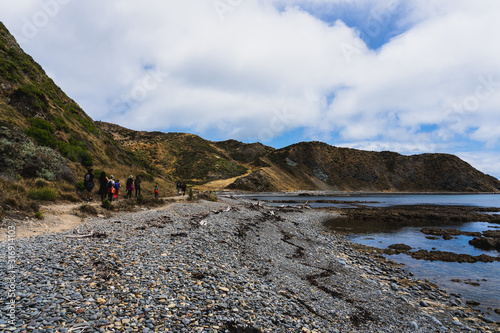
[83,169,158,203]
[176,181,187,196]
[83,169,184,203]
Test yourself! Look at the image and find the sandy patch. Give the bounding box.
[0,196,188,242]
[0,202,87,241]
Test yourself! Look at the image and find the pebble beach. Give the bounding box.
[1,196,499,332]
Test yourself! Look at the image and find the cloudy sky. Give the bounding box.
[1,0,500,177]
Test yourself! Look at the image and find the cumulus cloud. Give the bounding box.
[0,0,500,175]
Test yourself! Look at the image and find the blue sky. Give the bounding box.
[1,0,500,178]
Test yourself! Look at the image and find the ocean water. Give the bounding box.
[348,222,500,318]
[239,192,500,209]
[238,193,500,319]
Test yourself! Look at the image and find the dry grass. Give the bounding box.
[0,176,40,218]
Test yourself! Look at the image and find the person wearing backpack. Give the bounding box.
[97,171,109,201]
[134,175,142,197]
[176,181,182,195]
[114,179,120,200]
[83,169,94,202]
[107,175,115,202]
[126,175,134,199]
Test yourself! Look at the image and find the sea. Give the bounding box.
[236,193,500,320]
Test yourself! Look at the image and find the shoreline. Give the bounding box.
[1,197,499,332]
[222,190,500,196]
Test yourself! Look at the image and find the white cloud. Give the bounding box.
[457,151,500,178]
[326,0,500,143]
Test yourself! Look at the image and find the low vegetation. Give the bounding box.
[28,187,58,201]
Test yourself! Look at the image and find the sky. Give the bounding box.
[1,0,500,178]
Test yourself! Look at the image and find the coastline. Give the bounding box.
[224,190,500,196]
[1,197,499,332]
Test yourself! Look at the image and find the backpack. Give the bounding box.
[84,173,91,184]
[108,180,114,188]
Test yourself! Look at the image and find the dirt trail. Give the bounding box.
[1,202,88,241]
[195,170,252,191]
[0,196,187,242]
[1,170,252,242]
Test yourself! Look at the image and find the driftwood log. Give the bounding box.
[65,230,108,238]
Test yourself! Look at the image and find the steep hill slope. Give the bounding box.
[0,22,164,215]
[0,22,155,172]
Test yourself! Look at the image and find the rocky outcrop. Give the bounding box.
[421,227,482,240]
[469,229,500,251]
[409,250,499,263]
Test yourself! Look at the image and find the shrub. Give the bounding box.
[28,187,58,201]
[75,180,86,191]
[93,169,110,181]
[53,116,70,132]
[35,211,45,219]
[11,84,49,114]
[35,178,48,188]
[137,194,144,204]
[25,127,57,148]
[21,144,67,181]
[4,197,18,208]
[80,204,97,215]
[130,196,164,208]
[1,129,69,181]
[62,193,80,202]
[196,191,218,202]
[28,201,40,213]
[28,118,55,132]
[58,141,93,167]
[58,165,75,182]
[101,199,111,209]
[137,173,154,182]
[79,149,93,167]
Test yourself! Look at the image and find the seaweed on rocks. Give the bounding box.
[145,215,173,228]
[350,307,377,327]
[469,236,500,251]
[409,250,499,263]
[91,256,122,281]
[305,271,343,299]
[171,232,188,237]
[421,227,482,238]
[222,320,262,333]
[281,231,306,259]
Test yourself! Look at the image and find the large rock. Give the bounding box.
[469,237,500,251]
